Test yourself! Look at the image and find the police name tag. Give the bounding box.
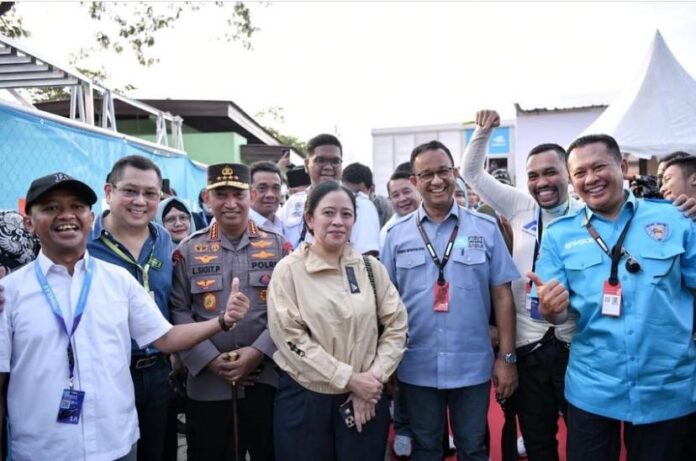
[57,388,85,424]
[602,281,622,317]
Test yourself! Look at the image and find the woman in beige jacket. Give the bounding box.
[268,181,408,461]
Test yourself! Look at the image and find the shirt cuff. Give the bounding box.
[330,362,353,390]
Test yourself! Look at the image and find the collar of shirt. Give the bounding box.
[91,210,161,244]
[36,249,88,278]
[300,242,361,274]
[417,200,460,225]
[249,208,282,231]
[583,190,637,223]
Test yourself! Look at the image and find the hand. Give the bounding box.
[169,353,186,380]
[0,266,5,313]
[345,394,376,433]
[277,151,292,169]
[493,358,518,400]
[225,347,264,384]
[475,110,501,131]
[347,371,383,403]
[673,194,696,220]
[526,272,569,318]
[224,277,250,327]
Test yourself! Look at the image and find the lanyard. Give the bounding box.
[529,203,571,284]
[100,235,154,291]
[415,206,460,284]
[583,203,637,286]
[34,256,95,389]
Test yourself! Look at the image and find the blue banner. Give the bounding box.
[464,126,511,156]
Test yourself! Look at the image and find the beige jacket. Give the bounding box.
[268,243,408,394]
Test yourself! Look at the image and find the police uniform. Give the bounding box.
[169,163,288,461]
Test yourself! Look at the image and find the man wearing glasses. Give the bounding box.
[278,133,380,255]
[249,161,286,237]
[382,140,519,460]
[88,154,174,461]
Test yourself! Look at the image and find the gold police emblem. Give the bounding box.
[203,293,217,311]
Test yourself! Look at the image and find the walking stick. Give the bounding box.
[227,351,240,461]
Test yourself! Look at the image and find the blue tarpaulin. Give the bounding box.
[0,101,206,212]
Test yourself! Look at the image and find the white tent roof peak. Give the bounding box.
[580,30,696,159]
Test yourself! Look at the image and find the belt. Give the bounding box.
[131,353,164,370]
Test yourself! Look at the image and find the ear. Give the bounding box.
[620,158,629,176]
[304,212,313,232]
[304,157,310,174]
[23,214,34,234]
[104,182,114,202]
[453,166,460,178]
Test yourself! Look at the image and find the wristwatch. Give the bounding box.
[497,351,517,364]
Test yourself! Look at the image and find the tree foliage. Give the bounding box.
[256,106,308,155]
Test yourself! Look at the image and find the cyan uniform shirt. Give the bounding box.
[382,201,520,389]
[535,191,696,424]
[88,212,174,354]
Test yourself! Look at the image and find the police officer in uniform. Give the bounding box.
[169,163,287,461]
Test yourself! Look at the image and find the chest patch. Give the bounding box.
[645,223,669,241]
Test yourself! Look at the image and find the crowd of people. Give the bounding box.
[1,111,696,461]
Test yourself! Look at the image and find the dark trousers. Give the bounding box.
[274,372,389,461]
[516,331,569,461]
[187,383,275,461]
[132,355,171,461]
[567,402,689,461]
[681,412,696,461]
[499,393,519,461]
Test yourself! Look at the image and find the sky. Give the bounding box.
[12,1,696,165]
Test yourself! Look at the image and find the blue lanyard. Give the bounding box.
[34,256,95,388]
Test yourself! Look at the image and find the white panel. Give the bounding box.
[372,135,394,194]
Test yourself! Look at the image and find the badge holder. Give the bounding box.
[525,283,542,320]
[434,280,450,312]
[601,280,622,317]
[57,378,85,424]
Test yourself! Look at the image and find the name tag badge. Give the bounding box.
[57,388,85,424]
[525,284,542,320]
[602,280,622,317]
[433,281,450,312]
[346,266,360,294]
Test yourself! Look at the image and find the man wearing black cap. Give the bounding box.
[0,172,249,461]
[170,163,287,461]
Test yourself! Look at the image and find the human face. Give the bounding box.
[526,150,569,209]
[388,178,420,216]
[305,145,342,185]
[250,171,282,218]
[411,149,456,212]
[24,188,94,264]
[567,142,627,219]
[660,164,696,200]
[305,190,355,253]
[207,186,250,237]
[104,166,161,230]
[466,188,479,209]
[163,207,191,243]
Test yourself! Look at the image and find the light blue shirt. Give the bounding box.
[382,201,519,389]
[535,191,696,424]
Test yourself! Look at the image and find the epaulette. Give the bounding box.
[464,207,498,226]
[387,211,417,232]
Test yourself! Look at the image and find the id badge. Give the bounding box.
[57,388,85,424]
[433,281,450,312]
[601,280,622,317]
[525,284,542,320]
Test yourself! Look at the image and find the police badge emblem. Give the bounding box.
[645,223,668,241]
[203,293,217,311]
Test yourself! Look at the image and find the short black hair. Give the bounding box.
[108,155,162,184]
[658,151,692,168]
[567,134,622,163]
[527,143,567,164]
[394,162,412,174]
[410,140,454,170]
[307,134,342,156]
[303,181,356,235]
[387,170,412,195]
[663,155,696,178]
[250,161,281,183]
[341,162,374,188]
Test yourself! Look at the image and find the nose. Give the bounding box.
[659,181,668,196]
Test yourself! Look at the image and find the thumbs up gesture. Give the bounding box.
[223,277,250,327]
[526,272,570,323]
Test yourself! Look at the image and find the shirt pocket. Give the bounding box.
[396,251,427,290]
[640,244,684,284]
[249,270,271,307]
[451,248,487,289]
[563,252,603,290]
[190,275,223,316]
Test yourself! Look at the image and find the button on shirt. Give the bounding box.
[535,192,696,424]
[382,201,520,389]
[0,251,172,461]
[279,188,381,254]
[88,212,173,354]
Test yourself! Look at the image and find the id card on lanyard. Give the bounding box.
[35,256,95,424]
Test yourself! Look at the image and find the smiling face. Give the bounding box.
[104,165,161,231]
[567,142,627,219]
[411,148,456,213]
[163,206,192,243]
[250,170,283,218]
[526,150,569,209]
[305,145,342,185]
[25,188,94,263]
[388,177,421,216]
[305,189,355,253]
[207,186,250,238]
[660,163,696,200]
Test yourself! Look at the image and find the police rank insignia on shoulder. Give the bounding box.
[194,243,209,252]
[645,223,669,241]
[203,293,217,311]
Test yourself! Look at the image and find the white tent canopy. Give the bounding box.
[581,31,696,159]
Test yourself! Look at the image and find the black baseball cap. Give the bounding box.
[25,172,97,213]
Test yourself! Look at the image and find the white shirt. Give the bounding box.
[278,187,381,254]
[0,251,172,461]
[461,127,581,346]
[249,208,285,237]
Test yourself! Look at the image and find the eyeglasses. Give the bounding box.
[414,167,453,182]
[312,156,342,166]
[164,215,190,225]
[112,185,161,202]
